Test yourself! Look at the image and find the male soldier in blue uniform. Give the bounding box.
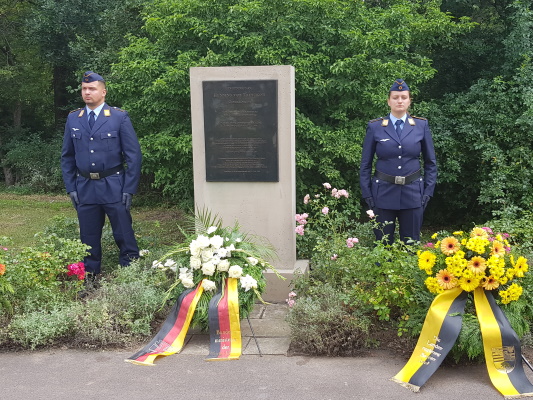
[61,71,142,281]
[359,79,437,245]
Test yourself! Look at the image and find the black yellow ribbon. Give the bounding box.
[393,287,533,398]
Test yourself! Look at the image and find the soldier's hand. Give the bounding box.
[69,191,79,209]
[422,195,431,210]
[365,197,375,209]
[122,193,133,211]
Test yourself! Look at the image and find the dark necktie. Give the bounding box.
[395,119,403,140]
[89,111,95,129]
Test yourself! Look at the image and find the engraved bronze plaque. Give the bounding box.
[203,80,278,182]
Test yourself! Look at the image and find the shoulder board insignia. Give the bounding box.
[369,117,383,123]
[104,109,111,117]
[112,107,126,112]
[411,115,427,121]
[381,119,389,127]
[78,109,85,117]
[69,108,82,115]
[408,118,415,126]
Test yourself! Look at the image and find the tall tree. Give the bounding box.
[0,0,52,185]
[111,0,472,207]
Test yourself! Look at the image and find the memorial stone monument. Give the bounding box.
[190,66,308,301]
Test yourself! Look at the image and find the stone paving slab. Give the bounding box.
[176,303,291,356]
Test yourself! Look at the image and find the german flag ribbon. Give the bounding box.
[392,287,468,391]
[393,287,533,398]
[125,280,205,366]
[206,277,242,361]
[474,288,533,398]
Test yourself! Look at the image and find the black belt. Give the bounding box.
[374,169,421,185]
[78,165,123,180]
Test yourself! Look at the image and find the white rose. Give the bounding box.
[209,235,224,249]
[189,240,202,257]
[207,226,217,234]
[181,277,195,288]
[240,274,258,292]
[139,249,150,257]
[201,248,214,262]
[152,260,163,269]
[202,261,216,276]
[217,247,228,258]
[228,265,243,278]
[246,257,258,266]
[202,279,216,291]
[217,259,230,272]
[196,235,211,248]
[190,256,202,269]
[164,259,176,268]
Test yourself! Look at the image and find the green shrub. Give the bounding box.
[3,234,89,314]
[8,303,83,349]
[73,261,170,347]
[287,285,371,356]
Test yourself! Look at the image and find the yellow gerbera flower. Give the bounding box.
[418,251,437,273]
[471,227,489,239]
[459,276,480,292]
[482,276,500,290]
[468,256,486,275]
[491,241,505,257]
[512,256,528,278]
[440,236,460,256]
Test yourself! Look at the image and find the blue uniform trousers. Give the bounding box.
[373,206,424,246]
[77,202,139,274]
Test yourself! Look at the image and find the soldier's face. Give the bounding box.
[388,91,411,117]
[81,81,107,109]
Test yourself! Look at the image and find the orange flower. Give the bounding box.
[468,256,486,274]
[491,241,505,257]
[482,276,500,290]
[436,269,457,289]
[440,237,460,255]
[0,263,5,275]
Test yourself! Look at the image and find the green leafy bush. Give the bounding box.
[3,234,90,314]
[286,284,371,356]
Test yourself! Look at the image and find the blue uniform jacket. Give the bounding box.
[61,103,142,205]
[359,114,437,210]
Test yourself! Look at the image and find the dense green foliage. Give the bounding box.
[2,0,533,222]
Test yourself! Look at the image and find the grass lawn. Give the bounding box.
[0,193,186,248]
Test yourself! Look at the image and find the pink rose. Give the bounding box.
[331,254,338,260]
[323,182,331,189]
[295,213,308,225]
[321,207,329,215]
[346,237,359,248]
[295,225,305,236]
[366,209,375,219]
[303,194,310,204]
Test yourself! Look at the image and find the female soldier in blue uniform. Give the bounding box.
[61,71,142,279]
[359,79,437,245]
